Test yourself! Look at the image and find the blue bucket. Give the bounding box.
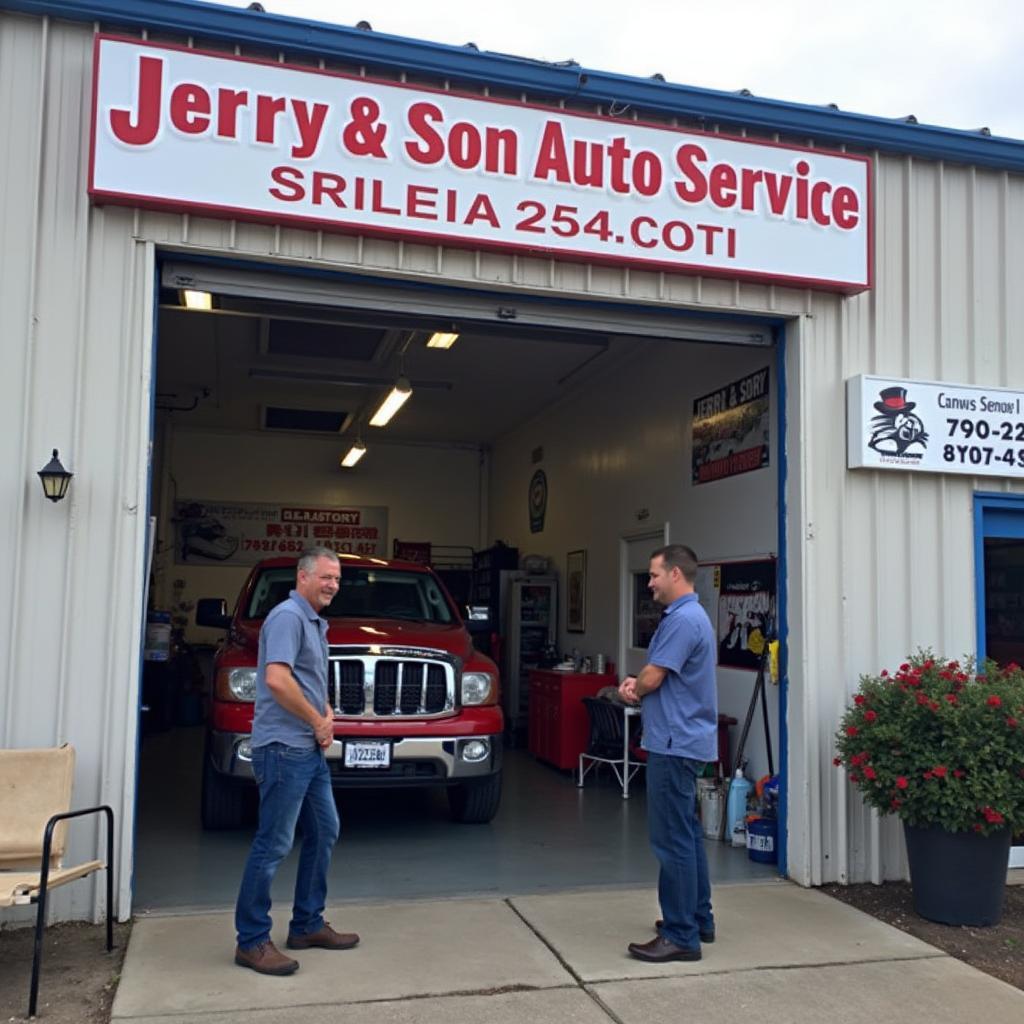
[746,817,777,864]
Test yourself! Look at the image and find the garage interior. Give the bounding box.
[135,260,781,910]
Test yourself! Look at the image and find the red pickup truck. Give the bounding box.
[195,555,503,827]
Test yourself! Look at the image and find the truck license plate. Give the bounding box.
[344,741,391,768]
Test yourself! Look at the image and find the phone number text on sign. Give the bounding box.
[848,375,1024,479]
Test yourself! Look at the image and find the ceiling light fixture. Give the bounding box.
[369,376,412,427]
[181,289,213,311]
[426,331,459,349]
[340,440,367,468]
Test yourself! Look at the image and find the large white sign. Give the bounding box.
[90,36,871,292]
[174,499,388,566]
[848,375,1024,478]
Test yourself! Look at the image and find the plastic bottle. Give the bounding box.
[726,766,753,844]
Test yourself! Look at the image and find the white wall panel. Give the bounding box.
[5,11,1024,921]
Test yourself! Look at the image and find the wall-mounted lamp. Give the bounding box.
[38,449,73,502]
[369,376,412,427]
[340,440,367,468]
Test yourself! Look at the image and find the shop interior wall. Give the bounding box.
[488,337,780,783]
[150,423,484,643]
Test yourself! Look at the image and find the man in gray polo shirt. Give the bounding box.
[234,547,359,975]
[619,543,717,963]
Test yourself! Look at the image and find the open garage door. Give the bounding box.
[136,257,782,911]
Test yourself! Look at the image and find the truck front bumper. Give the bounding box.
[209,730,503,787]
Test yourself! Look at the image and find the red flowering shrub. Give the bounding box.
[834,652,1024,835]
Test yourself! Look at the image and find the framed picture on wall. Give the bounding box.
[566,549,587,633]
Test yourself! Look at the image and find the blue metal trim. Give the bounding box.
[130,256,162,906]
[774,324,789,879]
[4,0,1024,172]
[973,491,1024,667]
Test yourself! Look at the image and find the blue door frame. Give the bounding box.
[973,492,1024,664]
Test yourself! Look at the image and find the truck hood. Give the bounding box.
[324,619,475,660]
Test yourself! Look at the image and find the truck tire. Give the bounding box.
[201,749,246,830]
[447,772,503,824]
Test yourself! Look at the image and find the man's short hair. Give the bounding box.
[297,547,341,574]
[651,544,699,583]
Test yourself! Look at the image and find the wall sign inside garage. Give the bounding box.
[174,499,388,565]
[847,375,1024,479]
[89,36,871,291]
[692,368,771,485]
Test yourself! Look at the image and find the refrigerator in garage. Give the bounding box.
[503,576,558,742]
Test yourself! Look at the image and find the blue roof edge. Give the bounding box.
[5,0,1024,172]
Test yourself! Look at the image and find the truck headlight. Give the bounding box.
[461,671,495,706]
[227,668,257,701]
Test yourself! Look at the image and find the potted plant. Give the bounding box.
[834,652,1024,926]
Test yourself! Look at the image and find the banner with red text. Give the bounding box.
[692,368,771,485]
[90,36,871,291]
[173,499,388,566]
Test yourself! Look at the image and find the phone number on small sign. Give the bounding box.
[943,419,1024,468]
[241,538,380,555]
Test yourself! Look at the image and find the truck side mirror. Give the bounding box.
[196,597,232,630]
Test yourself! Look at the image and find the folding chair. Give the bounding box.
[0,745,115,1019]
[577,697,646,798]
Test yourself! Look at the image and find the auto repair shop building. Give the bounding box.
[2,0,1024,921]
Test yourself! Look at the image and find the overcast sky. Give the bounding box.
[212,0,1024,141]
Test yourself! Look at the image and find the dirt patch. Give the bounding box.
[0,920,130,1023]
[822,881,1024,990]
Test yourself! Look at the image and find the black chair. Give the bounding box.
[577,697,645,798]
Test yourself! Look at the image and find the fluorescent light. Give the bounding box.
[426,331,459,349]
[369,376,412,427]
[181,289,213,311]
[340,441,367,468]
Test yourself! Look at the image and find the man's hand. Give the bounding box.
[618,675,640,704]
[314,710,334,748]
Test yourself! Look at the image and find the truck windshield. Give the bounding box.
[245,566,455,623]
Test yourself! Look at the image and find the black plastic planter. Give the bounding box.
[903,822,1012,926]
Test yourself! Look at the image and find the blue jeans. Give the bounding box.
[646,752,713,950]
[235,743,340,950]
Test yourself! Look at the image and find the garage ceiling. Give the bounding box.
[156,302,624,445]
[156,263,770,446]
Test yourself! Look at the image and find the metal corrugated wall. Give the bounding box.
[3,11,1024,918]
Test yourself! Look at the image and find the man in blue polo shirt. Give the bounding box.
[619,543,717,962]
[234,547,359,975]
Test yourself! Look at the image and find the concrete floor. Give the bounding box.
[133,725,776,911]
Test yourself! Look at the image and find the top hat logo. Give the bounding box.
[873,386,916,415]
[867,385,928,457]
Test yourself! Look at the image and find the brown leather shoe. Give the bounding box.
[286,922,360,950]
[234,940,299,975]
[654,919,715,943]
[628,935,701,962]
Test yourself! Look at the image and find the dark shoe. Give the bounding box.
[628,935,701,962]
[234,941,299,976]
[286,922,360,950]
[654,919,715,943]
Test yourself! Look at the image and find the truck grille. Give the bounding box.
[328,647,457,718]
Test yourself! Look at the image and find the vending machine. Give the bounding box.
[503,576,557,741]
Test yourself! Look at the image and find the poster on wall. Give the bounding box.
[697,558,776,670]
[692,368,771,485]
[173,499,388,566]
